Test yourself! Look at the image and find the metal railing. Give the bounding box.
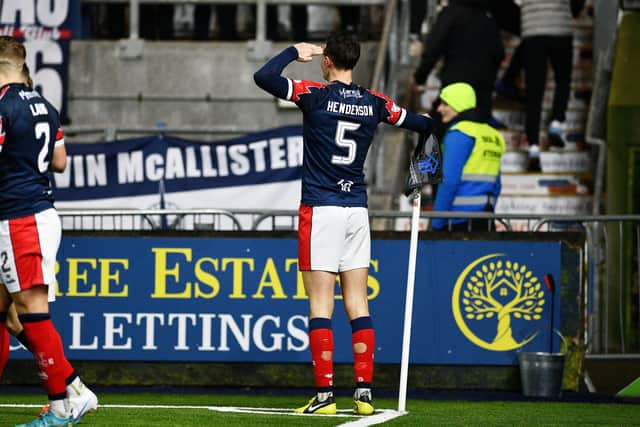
[64,125,261,142]
[56,208,640,360]
[58,208,616,232]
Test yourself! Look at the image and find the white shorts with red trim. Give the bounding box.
[298,204,370,272]
[0,208,61,302]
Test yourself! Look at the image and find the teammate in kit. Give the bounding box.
[0,37,97,426]
[254,32,432,415]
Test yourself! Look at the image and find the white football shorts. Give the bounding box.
[0,208,61,302]
[298,204,371,272]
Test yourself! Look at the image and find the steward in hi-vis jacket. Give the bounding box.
[432,82,506,231]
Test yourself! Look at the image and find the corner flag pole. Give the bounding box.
[398,189,421,413]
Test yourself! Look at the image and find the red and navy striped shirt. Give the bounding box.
[255,46,431,207]
[0,83,64,219]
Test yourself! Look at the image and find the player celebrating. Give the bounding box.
[0,37,97,426]
[254,32,432,415]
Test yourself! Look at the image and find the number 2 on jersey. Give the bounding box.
[35,122,50,173]
[331,120,360,165]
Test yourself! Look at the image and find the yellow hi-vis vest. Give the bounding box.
[449,120,506,208]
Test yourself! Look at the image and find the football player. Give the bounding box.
[0,37,97,426]
[254,31,432,415]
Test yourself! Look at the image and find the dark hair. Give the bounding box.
[324,31,360,70]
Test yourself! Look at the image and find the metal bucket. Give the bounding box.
[517,352,565,398]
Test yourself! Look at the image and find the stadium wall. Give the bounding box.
[66,41,379,139]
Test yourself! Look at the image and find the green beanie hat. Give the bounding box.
[440,82,476,113]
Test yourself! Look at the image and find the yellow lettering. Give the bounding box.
[66,258,97,296]
[252,257,287,299]
[367,260,381,300]
[151,248,192,298]
[194,257,220,299]
[222,258,254,299]
[98,259,129,297]
[285,258,307,299]
[54,260,62,297]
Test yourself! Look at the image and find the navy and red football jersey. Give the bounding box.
[0,83,64,220]
[255,46,432,207]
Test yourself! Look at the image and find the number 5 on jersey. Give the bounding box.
[331,120,360,165]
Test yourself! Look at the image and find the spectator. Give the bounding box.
[519,0,585,171]
[194,5,239,40]
[492,0,526,103]
[339,6,360,34]
[291,6,309,41]
[408,0,429,57]
[410,0,429,39]
[193,5,307,41]
[412,0,504,141]
[86,3,126,39]
[431,83,506,231]
[140,5,174,39]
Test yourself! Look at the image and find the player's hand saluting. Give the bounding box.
[293,42,324,62]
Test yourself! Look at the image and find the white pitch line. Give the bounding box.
[208,405,355,417]
[100,404,214,410]
[0,403,407,425]
[0,404,213,410]
[336,410,407,426]
[0,404,43,408]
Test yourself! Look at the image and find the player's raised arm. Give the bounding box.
[253,43,323,100]
[371,90,433,135]
[401,110,433,135]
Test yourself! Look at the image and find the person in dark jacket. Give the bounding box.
[411,0,504,139]
[519,0,585,171]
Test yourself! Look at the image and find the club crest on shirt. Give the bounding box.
[337,179,354,192]
[339,88,362,99]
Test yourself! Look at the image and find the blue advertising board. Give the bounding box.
[10,237,562,365]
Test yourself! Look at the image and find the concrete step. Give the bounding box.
[501,173,591,196]
[492,108,589,134]
[501,150,592,174]
[496,194,592,215]
[540,150,592,173]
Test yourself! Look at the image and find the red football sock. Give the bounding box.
[309,318,334,391]
[0,316,9,380]
[20,314,74,399]
[351,316,375,386]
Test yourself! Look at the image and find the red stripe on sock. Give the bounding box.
[9,215,44,289]
[0,324,9,379]
[352,328,375,384]
[310,328,333,388]
[298,205,313,271]
[22,319,74,396]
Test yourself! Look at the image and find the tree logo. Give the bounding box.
[451,253,545,351]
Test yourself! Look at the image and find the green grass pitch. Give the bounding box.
[1,392,639,426]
